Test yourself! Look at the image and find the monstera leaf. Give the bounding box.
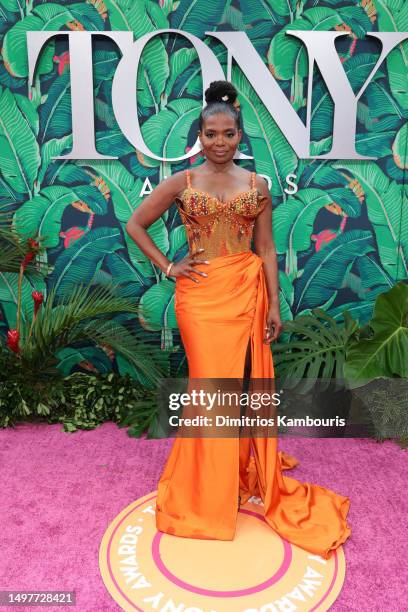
[344,282,408,386]
[273,307,359,393]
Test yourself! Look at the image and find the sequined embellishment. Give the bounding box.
[176,169,267,260]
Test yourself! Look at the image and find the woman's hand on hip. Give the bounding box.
[169,248,210,283]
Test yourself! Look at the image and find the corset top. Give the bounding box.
[176,169,267,260]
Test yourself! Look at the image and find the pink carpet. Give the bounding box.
[0,422,406,611]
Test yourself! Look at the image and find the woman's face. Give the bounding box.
[198,112,242,163]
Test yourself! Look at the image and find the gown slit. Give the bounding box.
[238,333,253,506]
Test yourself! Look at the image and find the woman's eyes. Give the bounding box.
[206,133,235,138]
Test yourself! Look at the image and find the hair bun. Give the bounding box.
[205,80,238,106]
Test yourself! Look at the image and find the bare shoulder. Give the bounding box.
[156,169,188,199]
[236,166,261,187]
[238,168,268,189]
[254,173,270,197]
[161,169,188,190]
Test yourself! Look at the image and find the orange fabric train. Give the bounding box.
[155,171,351,560]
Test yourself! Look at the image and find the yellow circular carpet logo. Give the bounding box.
[99,492,346,611]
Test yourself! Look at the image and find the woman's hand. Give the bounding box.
[264,303,282,344]
[169,248,210,283]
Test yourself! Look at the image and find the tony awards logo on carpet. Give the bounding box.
[99,491,347,611]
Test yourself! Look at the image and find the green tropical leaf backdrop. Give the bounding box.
[0,0,407,381]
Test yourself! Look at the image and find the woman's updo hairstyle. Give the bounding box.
[198,80,241,132]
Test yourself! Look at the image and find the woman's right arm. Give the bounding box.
[125,172,208,282]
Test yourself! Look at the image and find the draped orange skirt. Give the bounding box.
[155,250,351,559]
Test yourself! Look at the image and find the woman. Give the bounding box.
[125,80,351,559]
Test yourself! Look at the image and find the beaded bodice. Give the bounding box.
[176,169,267,260]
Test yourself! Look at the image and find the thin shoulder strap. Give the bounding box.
[185,168,191,188]
[251,171,256,189]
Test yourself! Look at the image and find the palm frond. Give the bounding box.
[0,221,25,272]
[19,280,168,382]
[26,280,140,346]
[76,319,169,385]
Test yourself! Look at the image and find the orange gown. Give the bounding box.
[155,169,351,560]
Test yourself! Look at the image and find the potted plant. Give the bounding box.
[273,282,408,444]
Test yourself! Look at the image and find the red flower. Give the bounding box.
[27,238,39,250]
[22,251,36,269]
[59,227,85,248]
[21,238,40,270]
[32,291,44,316]
[53,51,70,75]
[7,329,20,354]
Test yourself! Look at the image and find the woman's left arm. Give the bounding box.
[252,176,282,344]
